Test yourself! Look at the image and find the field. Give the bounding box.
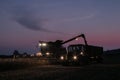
[0,55,120,80]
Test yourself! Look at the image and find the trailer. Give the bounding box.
[60,44,103,65]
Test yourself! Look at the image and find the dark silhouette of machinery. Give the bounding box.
[38,34,103,65]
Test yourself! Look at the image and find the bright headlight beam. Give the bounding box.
[46,52,50,56]
[80,52,84,55]
[73,56,77,60]
[38,43,42,46]
[42,43,47,46]
[36,52,42,56]
[60,56,64,60]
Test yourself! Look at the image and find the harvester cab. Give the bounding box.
[38,40,66,58]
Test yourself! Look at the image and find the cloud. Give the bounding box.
[0,1,49,32]
[0,0,61,33]
[11,5,69,34]
[61,14,95,22]
[10,6,52,32]
[73,14,94,21]
[14,14,70,34]
[14,14,48,31]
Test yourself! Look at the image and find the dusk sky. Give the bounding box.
[0,0,120,55]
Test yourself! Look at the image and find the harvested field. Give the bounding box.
[0,55,120,80]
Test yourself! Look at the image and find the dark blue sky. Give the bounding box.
[0,0,120,55]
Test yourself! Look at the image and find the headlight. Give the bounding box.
[42,43,47,46]
[38,43,42,46]
[36,52,42,56]
[46,52,50,56]
[60,56,64,60]
[73,55,77,60]
[80,52,84,55]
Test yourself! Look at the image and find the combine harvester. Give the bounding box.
[38,34,103,65]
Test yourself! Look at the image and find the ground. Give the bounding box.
[0,64,120,80]
[0,55,120,80]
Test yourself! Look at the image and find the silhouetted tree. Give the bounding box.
[13,50,20,58]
